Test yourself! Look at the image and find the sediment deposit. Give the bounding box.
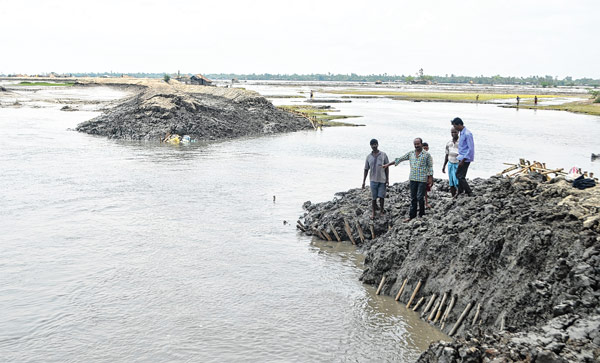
[75,80,311,140]
[299,175,599,362]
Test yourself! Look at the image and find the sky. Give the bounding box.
[1,0,598,78]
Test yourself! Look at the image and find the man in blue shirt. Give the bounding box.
[451,117,474,197]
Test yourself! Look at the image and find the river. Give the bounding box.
[1,82,599,362]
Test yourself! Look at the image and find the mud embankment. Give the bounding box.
[299,176,599,362]
[75,79,311,140]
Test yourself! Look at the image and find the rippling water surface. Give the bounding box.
[1,83,599,362]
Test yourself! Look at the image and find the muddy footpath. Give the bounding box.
[299,175,599,362]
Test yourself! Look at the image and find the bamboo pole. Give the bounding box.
[433,292,447,323]
[355,220,365,244]
[343,219,356,245]
[406,280,422,309]
[394,279,407,301]
[329,222,341,242]
[421,294,437,317]
[369,224,375,239]
[321,229,333,241]
[428,300,441,321]
[441,295,456,329]
[375,276,386,295]
[313,228,326,240]
[296,223,306,232]
[500,315,506,332]
[449,302,473,336]
[297,220,306,229]
[412,297,425,311]
[471,303,481,326]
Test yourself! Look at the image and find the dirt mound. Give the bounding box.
[76,84,311,140]
[299,175,599,362]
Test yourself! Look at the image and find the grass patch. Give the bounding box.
[516,101,600,116]
[278,105,363,127]
[324,89,571,102]
[16,81,74,87]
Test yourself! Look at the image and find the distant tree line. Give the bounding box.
[206,73,600,87]
[3,71,598,86]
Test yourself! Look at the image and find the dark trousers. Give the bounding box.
[409,181,427,218]
[456,161,472,195]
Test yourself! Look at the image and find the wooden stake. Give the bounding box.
[441,295,456,329]
[500,315,506,332]
[297,220,306,229]
[369,224,375,239]
[406,280,422,309]
[296,223,306,232]
[394,278,407,301]
[343,219,356,245]
[412,297,425,311]
[329,222,341,242]
[375,276,386,295]
[434,292,447,323]
[428,300,441,321]
[449,302,473,336]
[471,303,481,327]
[355,220,365,244]
[421,294,437,316]
[321,229,332,241]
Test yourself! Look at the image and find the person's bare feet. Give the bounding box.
[426,203,432,209]
[403,218,412,223]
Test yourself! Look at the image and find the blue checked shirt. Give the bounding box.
[395,150,433,182]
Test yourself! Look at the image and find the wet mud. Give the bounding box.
[299,175,600,362]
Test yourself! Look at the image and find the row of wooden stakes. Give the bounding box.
[296,218,379,245]
[375,277,483,336]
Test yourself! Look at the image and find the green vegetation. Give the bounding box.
[326,90,567,102]
[16,81,74,87]
[278,105,363,127]
[164,74,170,83]
[516,101,600,116]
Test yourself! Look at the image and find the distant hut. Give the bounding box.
[190,74,213,86]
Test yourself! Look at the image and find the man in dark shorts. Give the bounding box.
[362,139,389,219]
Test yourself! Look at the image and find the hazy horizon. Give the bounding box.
[1,0,598,78]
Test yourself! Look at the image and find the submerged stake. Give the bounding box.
[395,278,408,301]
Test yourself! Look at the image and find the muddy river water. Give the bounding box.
[1,82,599,362]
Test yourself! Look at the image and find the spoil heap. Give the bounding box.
[299,176,599,362]
[76,84,311,140]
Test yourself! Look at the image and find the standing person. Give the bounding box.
[450,117,474,197]
[442,127,460,197]
[362,139,389,219]
[422,142,432,208]
[516,96,520,106]
[534,95,538,105]
[383,138,433,222]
